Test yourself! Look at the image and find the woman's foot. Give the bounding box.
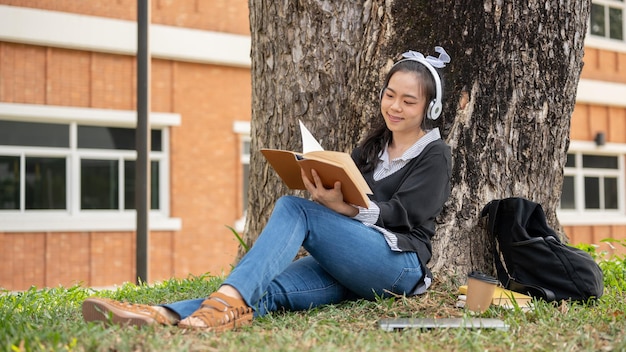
[82,297,179,327]
[178,292,253,332]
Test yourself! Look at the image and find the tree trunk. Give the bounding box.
[243,0,590,280]
[424,0,590,276]
[242,0,389,257]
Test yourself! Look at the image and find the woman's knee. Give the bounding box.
[272,195,301,212]
[274,195,318,215]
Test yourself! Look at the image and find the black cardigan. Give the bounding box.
[352,139,451,281]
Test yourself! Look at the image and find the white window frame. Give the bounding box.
[233,121,251,233]
[558,140,626,225]
[589,0,626,44]
[0,102,181,232]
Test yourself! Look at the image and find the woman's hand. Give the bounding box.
[301,168,359,217]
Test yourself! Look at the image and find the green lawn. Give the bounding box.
[2,243,625,352]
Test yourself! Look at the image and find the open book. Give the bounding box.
[260,121,372,208]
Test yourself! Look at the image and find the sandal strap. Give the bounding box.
[189,292,252,328]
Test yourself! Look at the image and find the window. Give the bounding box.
[560,152,621,212]
[0,102,181,232]
[590,0,625,41]
[26,157,67,210]
[0,121,162,212]
[0,120,68,210]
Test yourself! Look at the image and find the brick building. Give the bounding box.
[562,0,626,254]
[0,1,251,290]
[1,1,625,291]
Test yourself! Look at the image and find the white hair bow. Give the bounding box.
[401,46,451,68]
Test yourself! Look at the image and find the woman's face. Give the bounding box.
[380,70,428,136]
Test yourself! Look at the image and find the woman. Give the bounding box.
[82,47,452,332]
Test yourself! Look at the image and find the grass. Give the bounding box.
[2,243,625,352]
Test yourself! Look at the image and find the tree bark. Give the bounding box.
[423,0,590,276]
[243,0,590,279]
[243,0,389,257]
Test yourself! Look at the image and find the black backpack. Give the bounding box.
[481,197,604,302]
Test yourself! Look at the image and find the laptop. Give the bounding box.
[378,318,509,331]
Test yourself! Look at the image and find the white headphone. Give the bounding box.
[383,48,449,120]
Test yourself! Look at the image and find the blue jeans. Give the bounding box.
[163,196,423,318]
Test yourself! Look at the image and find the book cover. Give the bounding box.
[260,121,372,208]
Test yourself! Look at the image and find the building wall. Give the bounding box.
[0,0,250,34]
[580,47,626,84]
[566,46,626,257]
[169,61,250,278]
[564,225,626,256]
[0,1,250,290]
[0,45,250,288]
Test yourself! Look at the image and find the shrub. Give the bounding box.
[575,238,626,292]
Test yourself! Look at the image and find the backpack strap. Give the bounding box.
[481,198,558,302]
[481,200,510,286]
[481,199,499,239]
[508,279,557,301]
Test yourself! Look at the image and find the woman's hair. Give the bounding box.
[355,60,441,172]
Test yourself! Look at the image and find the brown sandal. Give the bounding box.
[178,292,253,332]
[82,297,175,327]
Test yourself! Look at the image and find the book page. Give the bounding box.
[299,120,324,154]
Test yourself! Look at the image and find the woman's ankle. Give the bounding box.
[217,284,244,301]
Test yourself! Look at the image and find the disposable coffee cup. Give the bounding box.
[466,271,499,313]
